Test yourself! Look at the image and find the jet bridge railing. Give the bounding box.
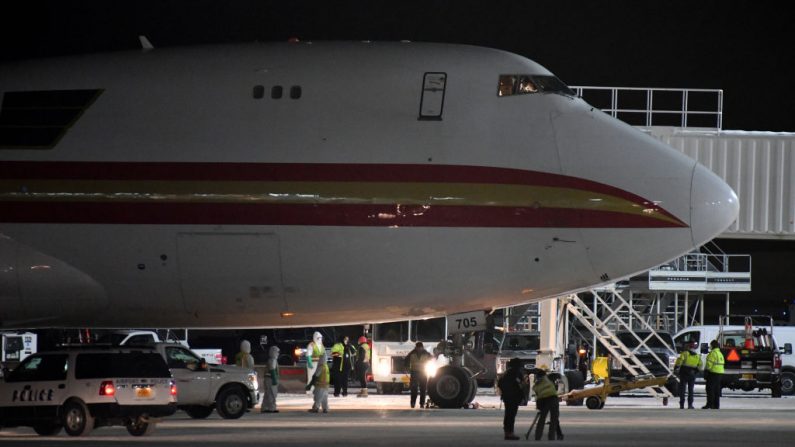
[571,86,723,130]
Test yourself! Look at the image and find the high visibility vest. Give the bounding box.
[331,343,344,357]
[307,341,324,368]
[533,376,557,400]
[675,351,702,369]
[359,343,371,363]
[706,348,725,374]
[407,350,430,371]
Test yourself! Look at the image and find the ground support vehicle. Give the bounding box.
[156,343,258,419]
[564,374,670,410]
[0,347,176,436]
[716,315,783,397]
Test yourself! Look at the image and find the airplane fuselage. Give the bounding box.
[0,42,737,328]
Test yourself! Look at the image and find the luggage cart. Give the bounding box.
[564,375,671,409]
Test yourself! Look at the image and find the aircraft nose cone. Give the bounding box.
[690,163,739,246]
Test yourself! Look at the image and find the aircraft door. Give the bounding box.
[418,72,447,120]
[177,233,285,319]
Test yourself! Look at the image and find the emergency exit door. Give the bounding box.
[418,72,447,120]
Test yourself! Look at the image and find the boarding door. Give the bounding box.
[418,72,447,120]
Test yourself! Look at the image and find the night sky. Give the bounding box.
[2,1,794,321]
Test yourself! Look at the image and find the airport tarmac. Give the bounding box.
[1,386,793,446]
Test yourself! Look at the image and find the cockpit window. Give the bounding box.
[497,74,574,97]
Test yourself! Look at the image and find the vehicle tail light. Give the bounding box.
[99,380,116,396]
[774,354,782,370]
[170,381,178,396]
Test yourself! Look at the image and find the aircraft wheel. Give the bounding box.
[428,366,470,408]
[465,376,478,404]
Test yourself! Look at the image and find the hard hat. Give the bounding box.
[358,336,367,344]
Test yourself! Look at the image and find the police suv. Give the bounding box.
[0,347,177,437]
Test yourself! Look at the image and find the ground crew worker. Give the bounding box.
[261,345,280,413]
[703,339,724,409]
[235,340,255,369]
[674,341,703,409]
[356,336,371,397]
[532,366,562,441]
[306,331,324,389]
[308,352,330,413]
[331,335,355,397]
[404,342,432,408]
[497,358,525,441]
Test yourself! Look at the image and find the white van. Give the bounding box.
[673,325,795,395]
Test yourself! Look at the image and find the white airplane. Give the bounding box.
[0,41,738,329]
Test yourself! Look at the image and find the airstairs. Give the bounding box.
[563,290,674,400]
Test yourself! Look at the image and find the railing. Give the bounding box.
[570,86,723,130]
[657,253,751,274]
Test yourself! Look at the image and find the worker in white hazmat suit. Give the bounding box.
[261,345,280,413]
[235,340,255,369]
[306,331,324,387]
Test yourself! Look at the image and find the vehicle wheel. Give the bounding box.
[740,381,755,392]
[216,387,247,419]
[779,371,795,396]
[126,416,156,436]
[184,405,215,419]
[62,400,94,437]
[564,370,584,406]
[427,366,470,409]
[33,423,63,436]
[585,396,602,410]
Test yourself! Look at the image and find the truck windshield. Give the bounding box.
[413,318,446,342]
[374,322,409,342]
[501,334,540,351]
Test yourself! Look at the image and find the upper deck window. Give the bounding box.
[497,74,574,97]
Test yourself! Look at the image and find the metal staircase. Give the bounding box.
[564,290,674,400]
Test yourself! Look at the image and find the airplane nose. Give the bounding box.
[690,163,739,246]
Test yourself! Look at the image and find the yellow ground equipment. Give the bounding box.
[564,356,671,410]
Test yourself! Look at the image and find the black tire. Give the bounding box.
[216,387,247,419]
[126,416,156,436]
[33,423,63,436]
[427,366,470,409]
[779,371,795,396]
[564,370,584,406]
[61,400,94,437]
[585,396,602,410]
[184,405,215,419]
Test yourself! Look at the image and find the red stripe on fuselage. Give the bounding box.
[0,161,687,228]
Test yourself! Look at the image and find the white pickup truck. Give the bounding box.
[152,343,258,419]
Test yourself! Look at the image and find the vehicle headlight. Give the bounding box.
[377,358,391,377]
[247,372,258,390]
[425,359,438,378]
[497,359,505,374]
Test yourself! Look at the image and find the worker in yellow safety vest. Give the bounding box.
[330,336,355,397]
[703,340,725,409]
[674,341,703,409]
[531,366,563,441]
